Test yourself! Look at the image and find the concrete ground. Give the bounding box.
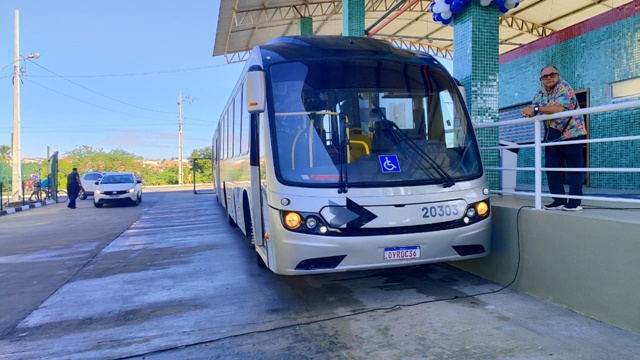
[0,189,638,360]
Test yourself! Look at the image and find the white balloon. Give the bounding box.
[441,3,451,13]
[480,0,493,6]
[433,3,441,13]
[441,11,452,20]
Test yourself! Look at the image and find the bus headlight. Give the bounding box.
[461,199,490,225]
[305,217,318,229]
[283,212,302,229]
[280,211,330,234]
[475,201,489,217]
[466,207,476,218]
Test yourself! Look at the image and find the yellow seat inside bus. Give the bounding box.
[348,127,371,162]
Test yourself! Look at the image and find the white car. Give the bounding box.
[93,172,142,208]
[79,172,105,200]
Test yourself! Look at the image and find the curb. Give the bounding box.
[0,200,56,217]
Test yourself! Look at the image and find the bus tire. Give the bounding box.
[224,186,237,227]
[227,207,237,227]
[243,193,254,245]
[256,251,267,269]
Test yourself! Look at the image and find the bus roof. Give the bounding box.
[259,36,440,66]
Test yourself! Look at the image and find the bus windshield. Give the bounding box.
[269,59,483,188]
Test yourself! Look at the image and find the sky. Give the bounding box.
[0,0,245,160]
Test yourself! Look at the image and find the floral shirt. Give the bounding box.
[532,78,587,139]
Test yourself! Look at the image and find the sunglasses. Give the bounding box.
[540,72,558,80]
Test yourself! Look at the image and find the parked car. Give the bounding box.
[93,172,142,208]
[79,172,105,200]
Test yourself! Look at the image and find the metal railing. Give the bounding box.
[475,99,640,209]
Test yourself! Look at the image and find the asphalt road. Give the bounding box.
[0,189,639,360]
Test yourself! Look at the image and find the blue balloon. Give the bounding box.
[444,0,453,4]
[494,0,506,6]
[432,13,439,22]
[514,2,520,8]
[498,5,509,13]
[442,17,452,25]
[450,0,465,13]
[430,2,435,12]
[434,13,444,22]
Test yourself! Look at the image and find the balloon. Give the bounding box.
[442,17,452,25]
[441,11,452,20]
[444,0,453,4]
[450,0,465,13]
[430,2,436,12]
[480,0,492,6]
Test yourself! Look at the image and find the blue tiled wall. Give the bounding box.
[343,0,365,37]
[500,13,640,190]
[454,1,500,189]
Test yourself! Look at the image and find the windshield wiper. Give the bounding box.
[373,102,456,188]
[337,112,349,194]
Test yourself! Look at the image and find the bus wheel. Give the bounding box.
[226,201,237,227]
[256,251,267,269]
[227,208,237,227]
[243,194,254,245]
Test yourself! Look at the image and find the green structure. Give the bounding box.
[453,2,501,189]
[342,0,365,37]
[298,16,313,35]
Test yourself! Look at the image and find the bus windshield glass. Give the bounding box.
[269,59,483,188]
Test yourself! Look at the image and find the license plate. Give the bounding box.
[384,246,420,261]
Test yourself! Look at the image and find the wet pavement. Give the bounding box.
[0,189,639,359]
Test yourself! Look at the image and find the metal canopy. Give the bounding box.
[213,0,633,63]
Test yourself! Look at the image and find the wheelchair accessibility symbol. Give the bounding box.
[379,155,401,173]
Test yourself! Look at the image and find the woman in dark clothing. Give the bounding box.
[66,167,83,209]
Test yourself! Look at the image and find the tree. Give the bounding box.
[190,146,213,183]
[0,145,10,163]
[64,146,143,173]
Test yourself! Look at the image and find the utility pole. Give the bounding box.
[11,10,21,201]
[178,91,183,185]
[11,10,22,202]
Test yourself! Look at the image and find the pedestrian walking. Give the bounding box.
[67,167,83,209]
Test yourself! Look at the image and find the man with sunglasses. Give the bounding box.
[521,66,588,211]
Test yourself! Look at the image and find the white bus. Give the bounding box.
[213,36,491,275]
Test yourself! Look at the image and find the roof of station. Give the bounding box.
[213,0,633,63]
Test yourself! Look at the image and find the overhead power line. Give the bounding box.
[26,60,176,114]
[25,63,230,78]
[23,78,178,123]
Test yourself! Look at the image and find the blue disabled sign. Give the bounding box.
[378,155,401,173]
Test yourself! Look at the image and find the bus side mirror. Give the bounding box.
[246,66,265,114]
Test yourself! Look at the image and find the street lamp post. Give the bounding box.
[8,9,39,202]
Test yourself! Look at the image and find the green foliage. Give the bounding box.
[64,146,143,173]
[55,145,214,186]
[190,146,213,183]
[0,145,10,163]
